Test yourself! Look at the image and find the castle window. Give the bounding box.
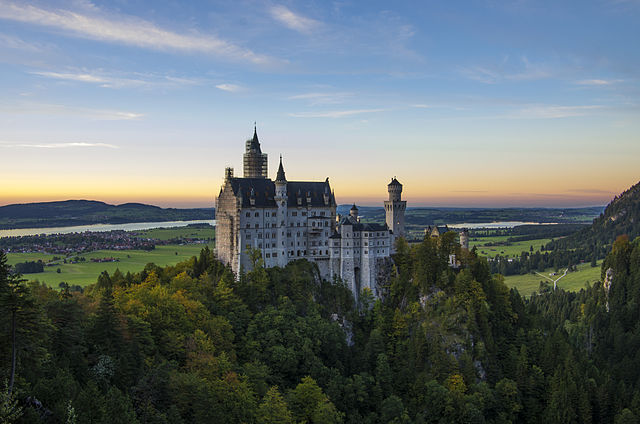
[258,243,262,248]
[334,250,339,254]
[302,211,307,216]
[364,242,368,246]
[273,252,277,257]
[287,232,291,237]
[258,233,262,238]
[312,222,315,227]
[245,212,250,217]
[265,212,269,217]
[272,243,276,248]
[247,234,251,239]
[266,233,270,239]
[255,224,259,228]
[246,224,250,228]
[266,253,270,258]
[297,222,300,227]
[292,211,297,216]
[255,212,259,217]
[365,250,368,254]
[320,211,325,216]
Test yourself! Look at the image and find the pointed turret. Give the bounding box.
[276,155,286,182]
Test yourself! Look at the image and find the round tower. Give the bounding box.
[350,204,358,219]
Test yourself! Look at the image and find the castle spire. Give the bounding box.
[276,155,286,182]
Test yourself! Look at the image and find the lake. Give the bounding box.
[447,221,558,229]
[0,220,216,238]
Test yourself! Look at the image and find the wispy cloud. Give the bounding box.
[216,83,243,92]
[460,56,551,84]
[575,79,623,86]
[0,32,43,52]
[411,104,431,109]
[0,1,275,65]
[30,69,202,89]
[511,104,603,119]
[1,142,118,149]
[270,5,320,34]
[1,102,144,120]
[288,92,353,105]
[288,108,386,118]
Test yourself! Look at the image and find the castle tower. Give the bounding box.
[384,177,406,245]
[274,156,288,266]
[243,125,268,178]
[350,204,358,220]
[459,228,469,250]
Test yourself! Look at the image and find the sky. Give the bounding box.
[0,0,638,208]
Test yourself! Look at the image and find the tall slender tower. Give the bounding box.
[274,156,288,267]
[243,125,268,178]
[384,177,406,244]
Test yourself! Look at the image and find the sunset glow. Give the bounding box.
[0,1,638,208]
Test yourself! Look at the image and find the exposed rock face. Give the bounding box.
[604,267,614,312]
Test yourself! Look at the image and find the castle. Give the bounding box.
[215,127,406,298]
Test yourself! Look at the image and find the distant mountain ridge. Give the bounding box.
[336,204,603,226]
[0,200,214,230]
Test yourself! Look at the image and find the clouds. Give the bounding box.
[0,0,275,65]
[30,69,203,89]
[269,5,320,34]
[460,56,552,84]
[1,102,144,120]
[0,142,118,149]
[576,79,623,86]
[215,83,244,93]
[289,108,386,118]
[510,105,603,119]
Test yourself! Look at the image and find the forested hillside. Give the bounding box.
[0,200,213,229]
[1,234,640,423]
[547,181,640,254]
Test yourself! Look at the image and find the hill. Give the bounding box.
[547,181,640,255]
[0,200,214,229]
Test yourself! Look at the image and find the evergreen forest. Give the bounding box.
[2,231,640,423]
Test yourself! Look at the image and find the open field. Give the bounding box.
[134,225,215,241]
[6,243,214,287]
[470,236,552,258]
[504,260,603,296]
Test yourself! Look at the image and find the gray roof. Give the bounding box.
[338,215,388,232]
[388,177,402,187]
[229,178,335,208]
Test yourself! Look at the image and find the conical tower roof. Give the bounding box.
[276,155,286,182]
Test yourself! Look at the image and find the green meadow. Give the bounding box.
[134,225,215,241]
[6,243,214,288]
[503,260,603,296]
[469,235,552,258]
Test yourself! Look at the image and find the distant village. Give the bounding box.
[0,229,209,255]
